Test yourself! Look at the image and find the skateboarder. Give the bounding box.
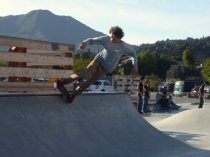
[56,26,138,103]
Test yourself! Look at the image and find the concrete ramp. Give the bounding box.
[154,108,210,150]
[0,93,210,157]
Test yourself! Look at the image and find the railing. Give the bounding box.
[131,92,210,105]
[0,35,74,93]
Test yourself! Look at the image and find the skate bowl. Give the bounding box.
[0,93,210,157]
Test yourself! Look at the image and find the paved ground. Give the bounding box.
[0,93,210,157]
[143,103,198,123]
[144,102,210,150]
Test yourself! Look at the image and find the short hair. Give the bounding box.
[140,76,145,81]
[109,26,124,39]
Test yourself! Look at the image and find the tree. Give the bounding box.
[75,52,95,60]
[73,58,92,74]
[182,48,196,69]
[73,52,95,74]
[137,51,157,76]
[201,58,210,82]
[120,59,133,75]
[146,73,158,91]
[156,54,172,79]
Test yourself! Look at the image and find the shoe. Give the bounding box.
[56,79,70,103]
[68,93,75,104]
[56,79,68,88]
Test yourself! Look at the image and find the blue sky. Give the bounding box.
[1,0,210,45]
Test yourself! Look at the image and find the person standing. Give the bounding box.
[198,81,209,108]
[143,79,150,113]
[137,76,145,114]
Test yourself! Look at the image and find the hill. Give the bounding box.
[0,9,104,47]
[137,37,210,61]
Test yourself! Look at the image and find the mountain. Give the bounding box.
[0,9,105,49]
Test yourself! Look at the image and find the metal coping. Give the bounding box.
[0,92,126,97]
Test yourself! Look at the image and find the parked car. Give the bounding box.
[0,77,8,82]
[188,86,200,98]
[32,78,48,82]
[87,80,113,93]
[173,80,201,96]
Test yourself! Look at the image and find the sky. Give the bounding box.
[1,0,210,45]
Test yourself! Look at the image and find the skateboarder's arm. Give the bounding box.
[123,43,138,73]
[79,36,108,50]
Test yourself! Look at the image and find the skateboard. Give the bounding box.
[54,79,75,103]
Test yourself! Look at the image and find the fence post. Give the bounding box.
[48,51,73,84]
[8,47,31,82]
[64,52,73,70]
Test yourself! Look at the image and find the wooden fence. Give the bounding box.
[0,35,74,92]
[112,75,141,103]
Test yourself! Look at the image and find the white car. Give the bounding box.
[88,80,113,93]
[0,77,8,82]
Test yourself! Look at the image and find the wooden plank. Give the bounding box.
[0,35,74,51]
[0,82,73,92]
[0,52,73,65]
[27,49,72,55]
[0,67,72,78]
[0,87,53,92]
[0,82,53,88]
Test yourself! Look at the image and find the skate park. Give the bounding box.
[1,35,210,157]
[0,93,210,157]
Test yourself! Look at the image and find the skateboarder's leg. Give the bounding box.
[73,60,107,96]
[57,74,80,87]
[75,57,100,80]
[60,57,99,86]
[62,58,107,103]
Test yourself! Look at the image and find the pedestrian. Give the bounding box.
[56,26,138,103]
[156,86,180,110]
[198,81,209,108]
[137,76,145,114]
[143,79,150,113]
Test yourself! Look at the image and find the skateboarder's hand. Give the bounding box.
[79,42,87,50]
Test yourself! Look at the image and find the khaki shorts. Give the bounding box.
[73,57,108,95]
